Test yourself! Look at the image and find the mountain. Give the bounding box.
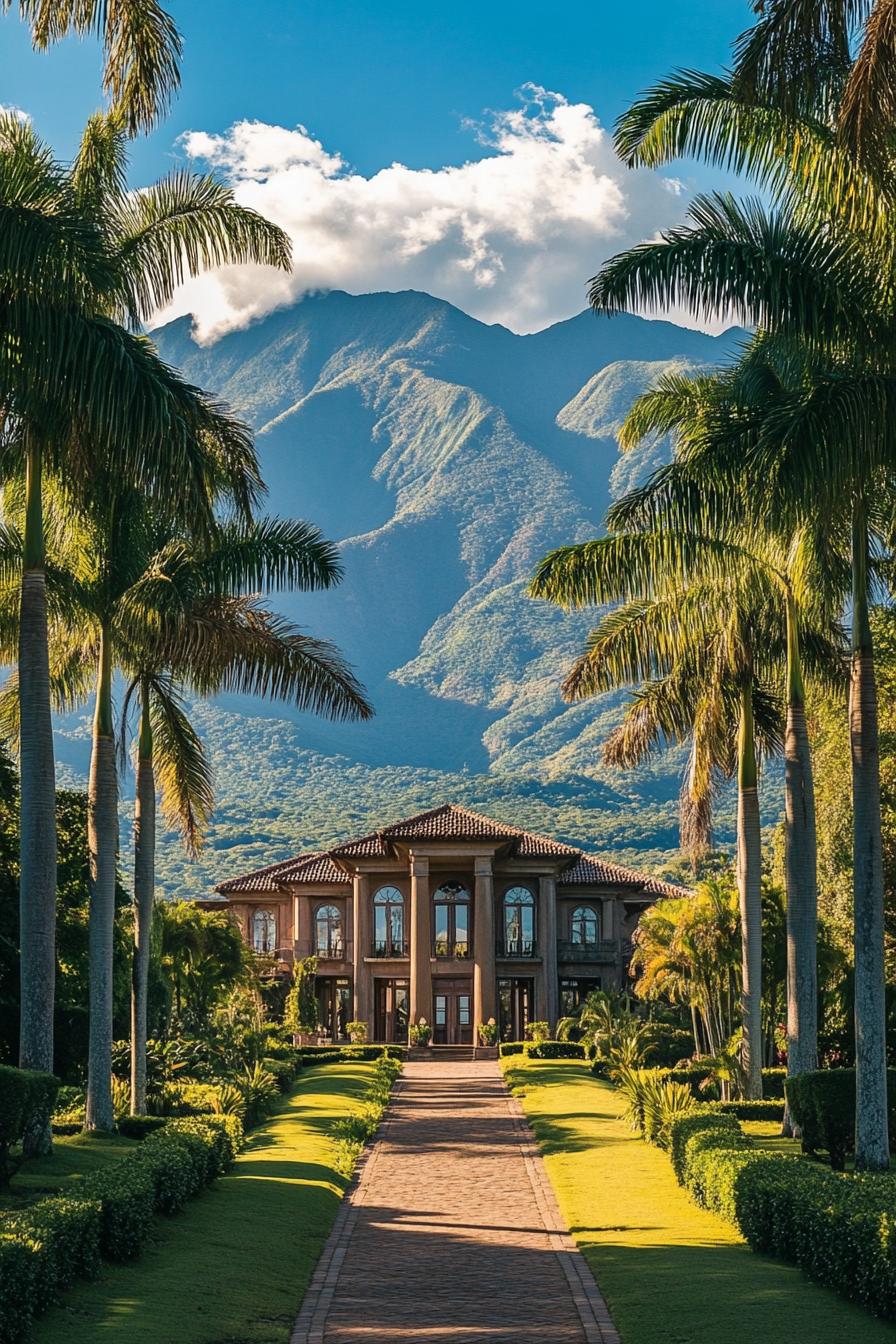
[112,290,749,896]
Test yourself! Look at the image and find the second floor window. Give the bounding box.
[252,908,276,954]
[315,904,343,958]
[503,886,535,954]
[373,886,405,954]
[433,881,470,958]
[571,905,600,946]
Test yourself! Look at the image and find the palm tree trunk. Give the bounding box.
[86,624,119,1132]
[18,436,57,1156]
[737,681,763,1100]
[850,502,889,1170]
[131,691,155,1116]
[782,589,818,1135]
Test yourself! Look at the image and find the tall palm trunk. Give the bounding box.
[86,624,119,1131]
[18,437,57,1156]
[736,680,763,1099]
[782,589,818,1134]
[850,501,889,1170]
[131,691,155,1116]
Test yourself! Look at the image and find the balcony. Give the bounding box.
[557,939,618,965]
[495,938,539,959]
[368,940,409,958]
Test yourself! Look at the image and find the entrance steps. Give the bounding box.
[407,1045,499,1063]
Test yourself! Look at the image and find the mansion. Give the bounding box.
[206,804,687,1045]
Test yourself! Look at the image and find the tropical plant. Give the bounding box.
[284,957,319,1039]
[235,1062,279,1125]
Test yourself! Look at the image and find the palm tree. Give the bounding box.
[120,522,373,1116]
[5,0,181,134]
[606,353,850,1113]
[595,0,896,1166]
[1,113,287,1148]
[532,541,789,1096]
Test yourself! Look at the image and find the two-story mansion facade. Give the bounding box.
[207,804,687,1045]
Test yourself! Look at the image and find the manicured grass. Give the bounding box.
[2,1132,139,1208]
[31,1062,376,1344]
[503,1058,894,1344]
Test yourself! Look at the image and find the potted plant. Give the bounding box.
[525,1021,551,1045]
[478,1018,499,1046]
[346,1020,368,1044]
[409,1018,432,1047]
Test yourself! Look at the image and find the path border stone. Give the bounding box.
[290,1068,620,1344]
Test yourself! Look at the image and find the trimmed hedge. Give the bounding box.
[666,1109,741,1182]
[665,1102,896,1319]
[0,1066,60,1178]
[499,1041,585,1059]
[299,1045,406,1065]
[117,1114,168,1139]
[0,1111,243,1342]
[527,1041,585,1059]
[708,1099,786,1122]
[785,1068,896,1170]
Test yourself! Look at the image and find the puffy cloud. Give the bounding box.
[155,85,692,343]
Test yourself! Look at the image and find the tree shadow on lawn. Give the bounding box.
[573,1238,895,1344]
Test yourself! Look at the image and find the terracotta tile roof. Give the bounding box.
[215,850,349,894]
[330,832,390,859]
[213,805,683,901]
[275,852,350,885]
[378,803,581,858]
[560,854,690,898]
[215,856,299,895]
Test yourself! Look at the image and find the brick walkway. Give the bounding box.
[291,1061,620,1344]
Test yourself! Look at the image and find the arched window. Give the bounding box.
[503,886,535,955]
[433,881,470,958]
[571,905,600,946]
[252,908,276,954]
[373,886,405,956]
[315,905,343,958]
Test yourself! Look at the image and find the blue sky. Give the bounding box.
[1,1,755,334]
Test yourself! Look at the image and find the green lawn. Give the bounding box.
[503,1058,893,1344]
[2,1132,140,1209]
[32,1062,375,1344]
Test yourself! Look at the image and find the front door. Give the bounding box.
[498,977,533,1042]
[374,978,409,1043]
[432,978,473,1045]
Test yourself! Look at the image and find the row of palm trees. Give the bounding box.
[3,3,372,1143]
[533,0,896,1167]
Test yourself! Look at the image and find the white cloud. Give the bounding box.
[155,85,693,343]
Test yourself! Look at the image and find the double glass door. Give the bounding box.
[432,978,473,1044]
[374,978,409,1043]
[498,977,533,1042]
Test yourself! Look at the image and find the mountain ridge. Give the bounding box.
[131,290,748,895]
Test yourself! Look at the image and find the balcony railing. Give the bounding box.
[495,937,538,958]
[369,940,409,958]
[433,939,470,959]
[557,939,618,965]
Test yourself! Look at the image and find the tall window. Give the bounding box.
[571,905,600,946]
[503,886,535,955]
[252,908,276,954]
[315,905,343,958]
[433,881,470,958]
[373,886,405,955]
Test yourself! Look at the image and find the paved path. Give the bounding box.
[291,1061,620,1344]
